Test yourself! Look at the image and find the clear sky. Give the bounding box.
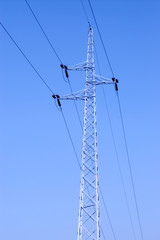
[0,0,160,240]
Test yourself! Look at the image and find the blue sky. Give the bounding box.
[0,0,160,240]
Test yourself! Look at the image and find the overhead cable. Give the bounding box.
[25,0,63,64]
[68,80,83,130]
[100,227,107,240]
[60,107,81,169]
[87,2,144,239]
[88,0,115,78]
[25,0,83,131]
[94,43,137,240]
[60,65,83,130]
[80,0,91,27]
[25,0,83,169]
[0,22,81,172]
[100,187,117,240]
[0,22,54,94]
[117,93,144,240]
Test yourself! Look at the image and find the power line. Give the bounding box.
[25,0,83,171]
[103,90,137,240]
[0,23,78,166]
[25,0,83,132]
[100,226,107,240]
[80,0,91,26]
[61,68,83,130]
[88,0,115,78]
[68,79,83,130]
[25,0,62,64]
[88,2,144,239]
[0,20,83,181]
[60,107,81,169]
[0,22,54,94]
[24,0,84,168]
[0,21,82,169]
[94,43,137,240]
[100,187,117,240]
[117,93,144,240]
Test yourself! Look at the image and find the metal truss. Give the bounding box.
[59,27,116,240]
[59,75,113,101]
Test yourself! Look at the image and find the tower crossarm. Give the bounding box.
[60,61,89,73]
[93,74,114,85]
[67,61,89,71]
[54,74,116,101]
[59,89,95,101]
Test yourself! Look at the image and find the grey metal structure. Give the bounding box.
[59,27,115,240]
[77,27,100,240]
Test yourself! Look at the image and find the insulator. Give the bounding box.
[52,94,56,99]
[115,83,118,91]
[57,99,61,107]
[65,69,69,78]
[116,79,119,83]
[60,64,64,69]
[112,77,115,82]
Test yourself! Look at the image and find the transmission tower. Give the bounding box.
[77,27,100,240]
[54,27,117,240]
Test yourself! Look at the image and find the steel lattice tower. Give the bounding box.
[77,27,100,240]
[58,26,116,240]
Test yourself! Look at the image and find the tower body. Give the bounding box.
[77,27,100,240]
